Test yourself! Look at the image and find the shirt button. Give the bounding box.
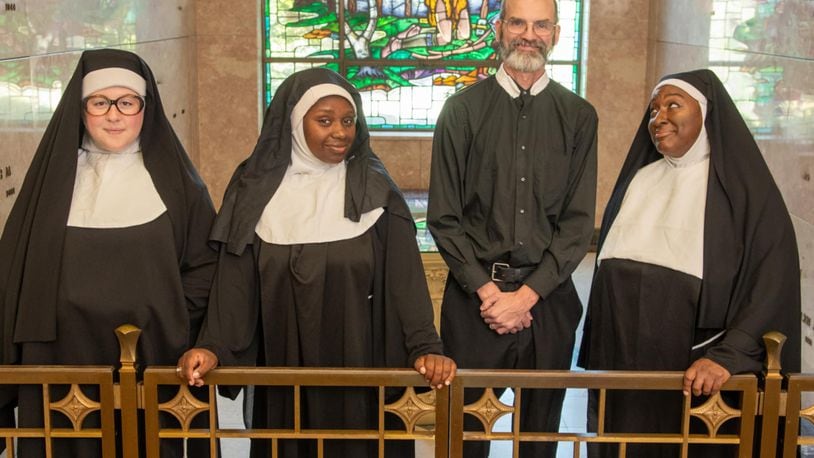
[521,114,527,119]
[519,241,524,246]
[520,177,526,182]
[521,145,526,151]
[520,209,525,214]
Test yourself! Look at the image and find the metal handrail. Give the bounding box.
[0,326,807,457]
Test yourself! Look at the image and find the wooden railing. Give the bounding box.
[1,326,813,457]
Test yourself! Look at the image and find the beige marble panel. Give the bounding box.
[371,136,426,191]
[586,0,650,225]
[196,0,258,36]
[587,0,650,42]
[418,137,433,190]
[0,0,192,60]
[195,36,260,207]
[586,37,649,223]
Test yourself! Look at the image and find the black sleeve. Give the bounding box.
[195,245,260,368]
[427,101,491,293]
[704,196,800,375]
[180,189,218,344]
[383,212,444,366]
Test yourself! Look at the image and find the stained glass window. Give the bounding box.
[262,0,585,130]
[708,0,812,141]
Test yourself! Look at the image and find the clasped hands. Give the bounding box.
[478,281,538,335]
[176,349,456,390]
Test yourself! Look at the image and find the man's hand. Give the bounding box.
[477,281,501,304]
[480,285,539,334]
[683,358,731,396]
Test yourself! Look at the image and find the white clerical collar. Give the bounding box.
[496,64,550,98]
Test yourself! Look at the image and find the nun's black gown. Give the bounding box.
[0,49,217,458]
[195,68,444,458]
[579,69,801,457]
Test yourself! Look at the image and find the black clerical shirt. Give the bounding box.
[428,75,598,299]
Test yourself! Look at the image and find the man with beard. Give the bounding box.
[427,0,597,456]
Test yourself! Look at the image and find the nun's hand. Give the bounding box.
[414,354,457,389]
[177,348,218,387]
[683,358,730,397]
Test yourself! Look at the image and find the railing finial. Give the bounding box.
[762,331,786,374]
[115,324,141,368]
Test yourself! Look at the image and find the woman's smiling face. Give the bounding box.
[648,84,703,158]
[302,95,357,164]
[82,86,144,152]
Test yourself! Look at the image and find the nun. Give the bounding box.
[0,49,217,457]
[578,69,800,457]
[177,67,456,458]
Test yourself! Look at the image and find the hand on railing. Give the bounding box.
[176,348,218,387]
[683,357,731,397]
[414,353,457,389]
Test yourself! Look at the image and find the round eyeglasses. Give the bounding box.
[83,94,145,116]
[503,18,558,37]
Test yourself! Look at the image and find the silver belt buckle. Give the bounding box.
[491,262,509,282]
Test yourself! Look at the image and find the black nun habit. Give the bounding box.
[195,67,443,458]
[0,49,217,457]
[579,69,800,457]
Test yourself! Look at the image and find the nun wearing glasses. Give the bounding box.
[0,49,217,457]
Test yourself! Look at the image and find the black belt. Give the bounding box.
[487,262,536,283]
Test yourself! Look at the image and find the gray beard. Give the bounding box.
[497,39,548,73]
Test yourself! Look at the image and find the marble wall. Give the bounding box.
[584,0,652,224]
[194,0,261,207]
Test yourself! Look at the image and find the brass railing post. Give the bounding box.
[759,331,786,458]
[116,324,142,458]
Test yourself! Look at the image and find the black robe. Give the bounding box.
[0,49,217,457]
[196,68,444,458]
[579,69,801,457]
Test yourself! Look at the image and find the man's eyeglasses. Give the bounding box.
[503,17,558,37]
[83,95,145,116]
